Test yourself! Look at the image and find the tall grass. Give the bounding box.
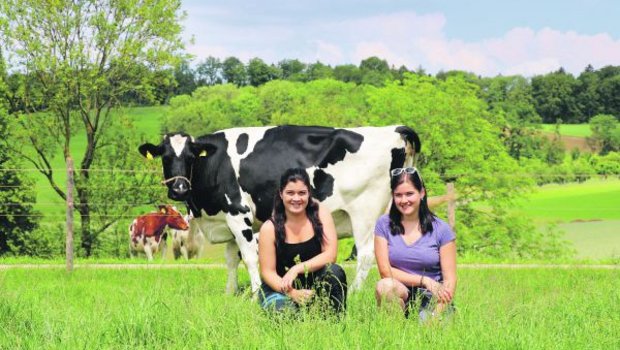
[0,267,618,349]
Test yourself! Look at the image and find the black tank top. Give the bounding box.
[276,236,322,287]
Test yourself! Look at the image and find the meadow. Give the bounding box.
[540,123,591,137]
[0,267,618,349]
[516,178,620,260]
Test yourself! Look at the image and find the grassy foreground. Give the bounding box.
[0,267,618,349]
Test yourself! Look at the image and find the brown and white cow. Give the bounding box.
[129,205,189,260]
[171,213,206,260]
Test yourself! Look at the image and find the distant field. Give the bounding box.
[541,123,591,137]
[518,178,620,223]
[559,220,620,259]
[515,178,620,260]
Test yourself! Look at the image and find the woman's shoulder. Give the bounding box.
[377,214,390,223]
[259,219,276,235]
[430,217,456,241]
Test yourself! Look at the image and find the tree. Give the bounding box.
[0,50,39,255]
[575,64,601,121]
[0,0,186,256]
[222,56,247,86]
[589,114,620,154]
[333,64,361,84]
[247,57,277,87]
[305,62,333,81]
[531,68,579,123]
[173,60,197,96]
[278,59,306,81]
[196,56,223,86]
[359,56,392,86]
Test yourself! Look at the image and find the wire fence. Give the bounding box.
[1,168,618,222]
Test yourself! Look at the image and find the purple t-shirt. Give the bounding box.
[374,214,455,282]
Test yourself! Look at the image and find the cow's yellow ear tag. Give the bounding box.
[160,207,166,214]
[146,151,154,160]
[199,150,207,157]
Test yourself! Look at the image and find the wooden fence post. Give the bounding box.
[66,156,74,272]
[447,182,456,231]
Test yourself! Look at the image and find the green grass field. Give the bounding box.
[515,178,620,259]
[518,178,620,223]
[0,267,618,349]
[541,123,591,137]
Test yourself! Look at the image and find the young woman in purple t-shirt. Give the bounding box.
[374,167,457,320]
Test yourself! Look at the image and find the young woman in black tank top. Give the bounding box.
[258,168,347,314]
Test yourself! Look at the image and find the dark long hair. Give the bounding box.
[388,169,436,235]
[271,168,324,250]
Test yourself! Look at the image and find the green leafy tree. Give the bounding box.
[333,64,362,84]
[531,68,579,123]
[597,73,620,118]
[222,56,247,86]
[173,60,197,96]
[588,114,620,154]
[247,57,278,87]
[162,84,262,135]
[305,62,333,81]
[278,59,306,81]
[0,53,40,255]
[359,56,391,86]
[575,64,601,121]
[0,0,186,256]
[478,75,543,159]
[196,56,223,86]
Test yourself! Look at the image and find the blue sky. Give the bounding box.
[181,0,620,77]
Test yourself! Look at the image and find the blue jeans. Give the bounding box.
[259,263,347,314]
[405,287,455,322]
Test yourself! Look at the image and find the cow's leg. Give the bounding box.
[144,243,154,261]
[195,233,206,259]
[160,238,167,260]
[226,215,261,295]
[224,241,241,294]
[349,219,376,292]
[181,244,189,260]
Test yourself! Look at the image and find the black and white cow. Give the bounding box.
[139,125,420,294]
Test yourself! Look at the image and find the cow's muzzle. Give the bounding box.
[162,176,191,200]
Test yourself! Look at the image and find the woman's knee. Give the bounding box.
[375,278,405,299]
[325,263,347,284]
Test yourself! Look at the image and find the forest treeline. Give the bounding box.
[4,55,620,125]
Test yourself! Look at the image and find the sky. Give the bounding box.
[181,0,620,77]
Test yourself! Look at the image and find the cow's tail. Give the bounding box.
[395,126,421,167]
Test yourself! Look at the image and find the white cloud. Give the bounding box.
[182,7,620,76]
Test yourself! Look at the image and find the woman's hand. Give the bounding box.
[423,277,453,304]
[287,288,315,305]
[280,264,302,292]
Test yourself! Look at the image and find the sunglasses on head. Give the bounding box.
[390,167,418,177]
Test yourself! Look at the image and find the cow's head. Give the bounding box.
[159,204,189,231]
[139,133,215,201]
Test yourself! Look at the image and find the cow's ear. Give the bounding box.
[158,205,166,214]
[190,142,217,158]
[139,143,163,160]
